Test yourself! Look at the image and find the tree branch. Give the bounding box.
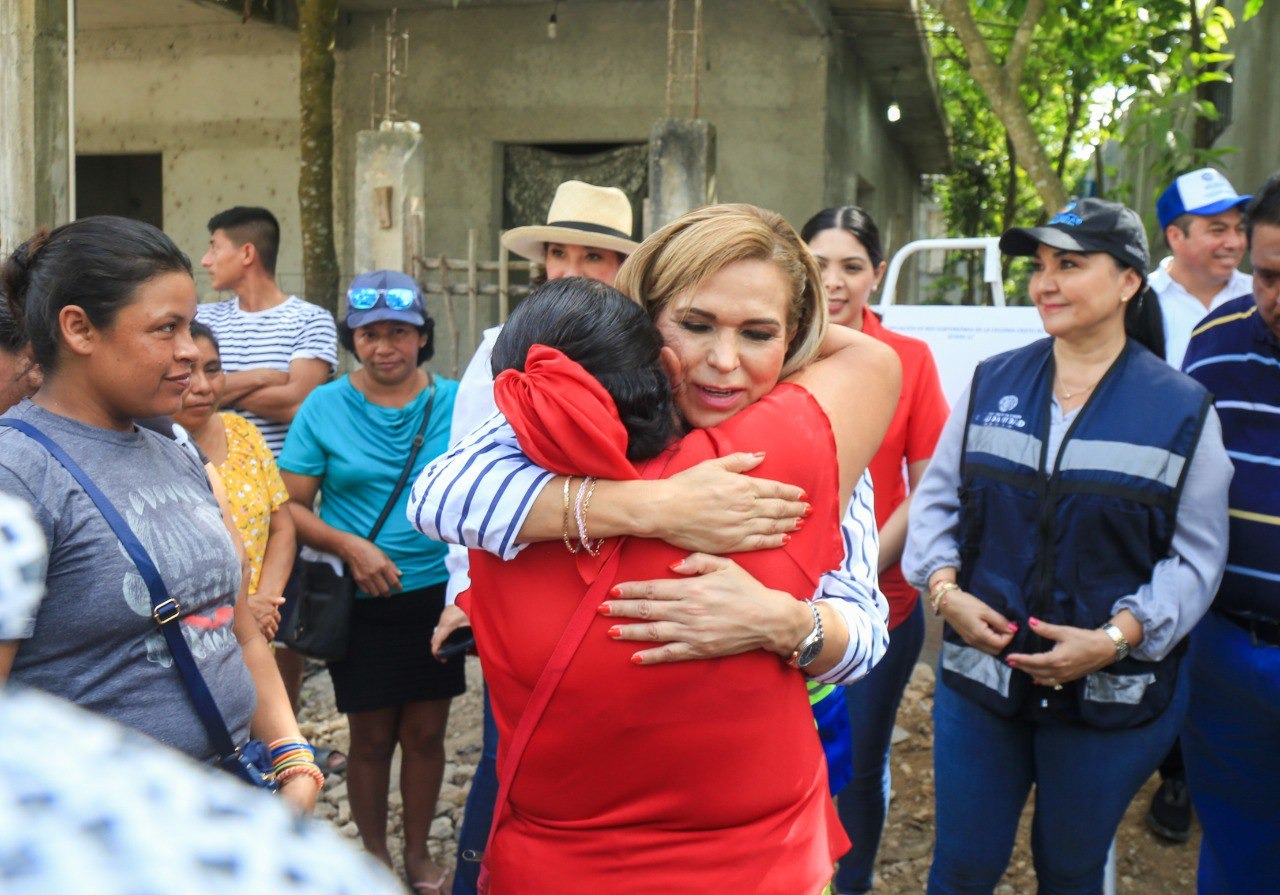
[1006,0,1045,85]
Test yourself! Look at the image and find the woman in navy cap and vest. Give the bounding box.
[279,270,462,892]
[903,198,1232,894]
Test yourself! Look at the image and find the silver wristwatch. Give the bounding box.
[787,601,824,669]
[1100,622,1130,662]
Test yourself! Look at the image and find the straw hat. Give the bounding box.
[501,180,639,262]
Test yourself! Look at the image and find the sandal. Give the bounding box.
[410,867,450,893]
[314,746,348,779]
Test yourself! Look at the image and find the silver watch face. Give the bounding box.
[796,637,824,668]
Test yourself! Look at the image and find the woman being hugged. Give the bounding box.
[413,204,901,893]
[279,270,462,891]
[803,205,950,895]
[0,217,322,811]
[173,322,295,641]
[903,199,1231,894]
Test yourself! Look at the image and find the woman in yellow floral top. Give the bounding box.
[174,322,296,639]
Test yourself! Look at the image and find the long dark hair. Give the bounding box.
[492,277,678,461]
[799,205,885,268]
[1125,282,1166,360]
[2,216,193,373]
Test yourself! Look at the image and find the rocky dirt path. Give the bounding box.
[298,658,1199,894]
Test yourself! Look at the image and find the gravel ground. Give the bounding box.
[298,658,1199,894]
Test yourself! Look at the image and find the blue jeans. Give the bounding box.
[833,599,926,894]
[928,667,1189,895]
[1182,609,1280,895]
[452,685,499,895]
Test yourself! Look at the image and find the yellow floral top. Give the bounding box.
[218,412,290,595]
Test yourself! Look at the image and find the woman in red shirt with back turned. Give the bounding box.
[802,206,950,895]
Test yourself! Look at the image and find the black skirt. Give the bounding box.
[327,582,466,714]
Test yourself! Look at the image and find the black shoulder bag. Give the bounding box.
[282,380,436,661]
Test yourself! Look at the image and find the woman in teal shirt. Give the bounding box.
[281,271,461,893]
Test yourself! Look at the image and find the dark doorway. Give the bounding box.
[76,153,163,228]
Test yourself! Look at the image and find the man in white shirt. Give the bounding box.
[1151,168,1252,369]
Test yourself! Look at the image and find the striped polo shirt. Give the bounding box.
[1183,294,1280,619]
[196,296,338,456]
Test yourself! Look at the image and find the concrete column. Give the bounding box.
[353,124,426,273]
[647,118,716,233]
[0,0,70,254]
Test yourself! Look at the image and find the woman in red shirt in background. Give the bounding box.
[802,206,950,895]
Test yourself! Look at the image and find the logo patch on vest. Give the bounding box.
[981,394,1026,429]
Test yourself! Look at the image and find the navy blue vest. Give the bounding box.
[945,338,1211,728]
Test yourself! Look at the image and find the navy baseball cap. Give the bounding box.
[1156,168,1251,230]
[1000,198,1150,278]
[345,270,426,329]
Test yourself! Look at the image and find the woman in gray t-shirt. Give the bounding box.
[0,216,322,813]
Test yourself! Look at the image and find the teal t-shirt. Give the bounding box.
[279,374,456,595]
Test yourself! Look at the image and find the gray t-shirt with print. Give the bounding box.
[0,400,254,758]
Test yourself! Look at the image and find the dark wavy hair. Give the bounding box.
[491,277,678,462]
[800,205,886,268]
[2,216,193,373]
[1245,170,1280,242]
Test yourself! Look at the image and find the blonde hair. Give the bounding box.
[615,203,828,378]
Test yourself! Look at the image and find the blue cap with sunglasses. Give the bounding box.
[345,270,426,329]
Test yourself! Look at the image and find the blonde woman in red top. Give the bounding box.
[802,205,950,895]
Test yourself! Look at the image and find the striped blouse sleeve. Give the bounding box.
[405,412,554,561]
[809,471,891,685]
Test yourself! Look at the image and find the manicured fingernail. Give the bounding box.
[608,586,622,597]
[669,559,685,571]
[607,626,621,638]
[803,503,813,517]
[597,604,612,616]
[752,451,766,458]
[1005,657,1015,666]
[799,491,809,502]
[793,518,806,530]
[781,533,792,544]
[1028,617,1040,627]
[630,654,644,665]
[1007,622,1019,632]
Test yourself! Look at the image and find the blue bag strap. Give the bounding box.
[0,418,240,761]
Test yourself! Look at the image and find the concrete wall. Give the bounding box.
[823,32,923,256]
[75,19,304,298]
[333,0,865,267]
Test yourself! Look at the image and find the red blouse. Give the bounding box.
[467,347,849,894]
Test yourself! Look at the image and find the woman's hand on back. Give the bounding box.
[341,535,402,597]
[602,553,809,664]
[648,452,808,553]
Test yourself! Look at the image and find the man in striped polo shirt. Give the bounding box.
[196,207,338,457]
[1180,171,1280,895]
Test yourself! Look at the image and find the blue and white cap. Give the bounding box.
[1157,168,1251,229]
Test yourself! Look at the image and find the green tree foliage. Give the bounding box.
[925,0,1263,240]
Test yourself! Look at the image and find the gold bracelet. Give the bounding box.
[562,476,579,554]
[575,476,602,556]
[929,580,960,616]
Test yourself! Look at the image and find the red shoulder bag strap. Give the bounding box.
[476,543,625,895]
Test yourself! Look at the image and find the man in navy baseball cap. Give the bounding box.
[1152,168,1253,369]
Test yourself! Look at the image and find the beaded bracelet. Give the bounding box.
[562,476,580,554]
[276,763,325,789]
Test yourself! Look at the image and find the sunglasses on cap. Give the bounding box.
[347,286,417,311]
